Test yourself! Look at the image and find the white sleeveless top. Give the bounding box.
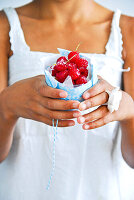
[0,7,134,200]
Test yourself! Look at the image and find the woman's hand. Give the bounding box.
[0,75,81,127]
[77,77,134,130]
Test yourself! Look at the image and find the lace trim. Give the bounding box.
[9,24,14,52]
[4,7,30,53]
[115,9,123,58]
[105,9,123,59]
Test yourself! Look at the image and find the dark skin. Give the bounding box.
[0,0,134,168]
[14,1,114,54]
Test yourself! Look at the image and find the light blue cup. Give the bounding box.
[43,48,98,102]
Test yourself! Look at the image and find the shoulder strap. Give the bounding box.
[3,7,30,53]
[105,9,123,59]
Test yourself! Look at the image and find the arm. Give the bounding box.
[120,15,134,168]
[0,12,80,163]
[0,11,17,162]
[76,15,134,168]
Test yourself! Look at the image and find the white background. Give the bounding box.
[0,0,134,16]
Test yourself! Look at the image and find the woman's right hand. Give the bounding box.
[0,75,81,127]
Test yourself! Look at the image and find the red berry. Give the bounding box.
[68,51,80,63]
[54,62,67,71]
[75,58,88,68]
[56,56,67,63]
[66,63,77,71]
[69,68,80,80]
[56,70,68,83]
[79,67,88,77]
[52,68,58,76]
[72,80,76,85]
[75,76,87,85]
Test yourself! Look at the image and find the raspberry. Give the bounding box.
[79,67,88,77]
[72,80,76,85]
[54,62,67,71]
[56,70,68,83]
[68,51,80,63]
[75,58,88,68]
[69,68,80,80]
[75,76,87,85]
[56,56,67,63]
[52,68,57,76]
[66,63,77,71]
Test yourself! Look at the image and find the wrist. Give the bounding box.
[0,89,18,122]
[119,92,134,122]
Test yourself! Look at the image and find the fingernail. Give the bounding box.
[59,92,67,98]
[68,121,75,126]
[72,102,79,109]
[79,117,85,124]
[86,101,91,108]
[84,93,90,99]
[73,112,80,118]
[84,124,90,129]
[80,104,86,111]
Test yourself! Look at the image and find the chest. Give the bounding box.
[17,16,112,54]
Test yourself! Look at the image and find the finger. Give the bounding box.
[33,113,75,127]
[39,97,80,110]
[46,109,81,120]
[77,106,108,124]
[30,103,81,120]
[82,113,113,130]
[83,78,113,100]
[39,85,68,99]
[53,119,75,127]
[79,92,108,111]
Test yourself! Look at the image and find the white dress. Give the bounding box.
[0,7,134,200]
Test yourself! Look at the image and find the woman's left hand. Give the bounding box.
[77,76,134,130]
